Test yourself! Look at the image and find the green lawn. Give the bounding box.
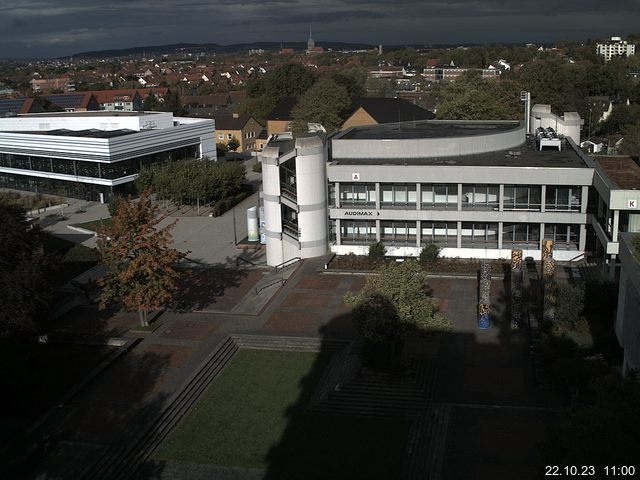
[40,232,98,285]
[155,349,410,479]
[72,217,112,232]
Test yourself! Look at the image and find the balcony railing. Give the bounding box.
[280,183,297,202]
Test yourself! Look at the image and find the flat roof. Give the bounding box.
[331,137,589,169]
[13,128,137,139]
[596,156,640,189]
[17,111,157,118]
[338,120,520,140]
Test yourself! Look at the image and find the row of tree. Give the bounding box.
[135,159,246,207]
[239,63,367,131]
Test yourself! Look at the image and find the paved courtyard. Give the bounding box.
[10,256,555,480]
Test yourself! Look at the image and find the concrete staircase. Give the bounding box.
[80,336,240,480]
[402,404,451,480]
[309,357,438,418]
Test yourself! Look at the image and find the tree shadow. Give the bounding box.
[170,263,249,312]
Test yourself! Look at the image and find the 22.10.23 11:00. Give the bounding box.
[545,466,636,476]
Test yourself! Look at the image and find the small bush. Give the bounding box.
[211,191,250,217]
[419,243,441,264]
[368,241,386,259]
[252,162,262,173]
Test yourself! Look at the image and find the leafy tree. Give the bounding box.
[331,67,368,98]
[142,93,161,111]
[216,141,229,158]
[0,203,50,336]
[291,77,350,133]
[163,89,183,115]
[351,293,403,367]
[600,105,640,134]
[228,136,240,152]
[435,74,523,120]
[368,240,386,259]
[96,190,186,327]
[247,63,316,100]
[621,124,640,158]
[419,243,441,264]
[518,59,578,112]
[344,260,452,337]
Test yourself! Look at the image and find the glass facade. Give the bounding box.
[340,183,376,207]
[545,186,582,211]
[0,145,199,201]
[462,185,499,210]
[503,185,542,211]
[279,159,297,201]
[544,224,579,249]
[461,222,499,247]
[421,184,458,209]
[502,223,541,248]
[340,220,376,244]
[380,221,417,245]
[0,145,198,181]
[421,222,457,247]
[281,204,298,238]
[380,184,416,208]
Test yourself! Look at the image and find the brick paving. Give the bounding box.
[12,258,556,480]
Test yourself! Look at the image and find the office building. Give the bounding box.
[0,111,215,202]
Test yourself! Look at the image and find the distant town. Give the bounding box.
[1,32,640,480]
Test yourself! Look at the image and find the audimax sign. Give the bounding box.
[343,211,380,216]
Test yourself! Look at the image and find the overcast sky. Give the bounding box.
[1,0,639,58]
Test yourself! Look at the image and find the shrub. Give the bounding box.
[252,162,262,173]
[211,191,250,217]
[419,243,441,264]
[368,241,386,258]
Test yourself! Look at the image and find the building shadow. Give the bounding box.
[0,304,173,480]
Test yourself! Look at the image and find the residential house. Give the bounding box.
[215,114,264,152]
[30,77,75,94]
[90,89,143,111]
[41,92,100,112]
[340,97,435,131]
[266,97,298,136]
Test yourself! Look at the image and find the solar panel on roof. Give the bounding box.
[0,98,27,116]
[44,95,85,109]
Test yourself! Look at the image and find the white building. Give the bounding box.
[615,233,640,374]
[259,108,596,266]
[597,36,636,62]
[0,111,215,203]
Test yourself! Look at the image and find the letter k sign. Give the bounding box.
[352,173,360,181]
[629,199,638,209]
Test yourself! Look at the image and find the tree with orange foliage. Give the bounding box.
[97,190,186,327]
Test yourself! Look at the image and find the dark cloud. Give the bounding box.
[0,0,638,58]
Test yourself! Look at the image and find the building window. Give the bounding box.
[340,220,377,244]
[380,184,416,208]
[421,222,457,246]
[462,185,499,210]
[227,133,232,140]
[281,204,298,238]
[279,160,297,201]
[503,185,542,211]
[502,223,541,249]
[461,222,498,248]
[328,183,336,207]
[339,183,376,207]
[421,184,458,209]
[380,221,416,245]
[545,186,582,211]
[544,224,579,250]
